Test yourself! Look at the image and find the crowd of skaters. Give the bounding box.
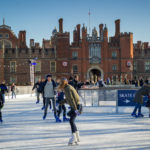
[31,74,83,145]
[1,75,150,145]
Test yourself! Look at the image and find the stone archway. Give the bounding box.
[87,66,104,82]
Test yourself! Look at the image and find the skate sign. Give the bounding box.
[117,90,148,106]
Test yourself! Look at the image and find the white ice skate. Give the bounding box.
[68,133,78,146]
[76,131,80,142]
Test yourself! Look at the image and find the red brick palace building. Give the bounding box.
[0,18,149,85]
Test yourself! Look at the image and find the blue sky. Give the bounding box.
[0,0,150,46]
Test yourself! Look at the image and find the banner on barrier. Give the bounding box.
[118,90,148,106]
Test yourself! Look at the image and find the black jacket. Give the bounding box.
[32,82,43,93]
[134,84,150,104]
[0,91,4,109]
[0,84,8,94]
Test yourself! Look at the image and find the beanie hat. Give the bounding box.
[46,74,52,78]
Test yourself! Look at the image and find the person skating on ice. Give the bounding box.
[42,74,59,122]
[32,79,42,104]
[0,81,8,103]
[0,87,4,123]
[146,95,150,118]
[58,78,82,145]
[56,90,70,122]
[131,78,150,118]
[11,83,16,99]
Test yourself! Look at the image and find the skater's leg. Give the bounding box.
[57,105,62,118]
[14,91,16,98]
[2,94,5,103]
[11,91,13,99]
[62,105,66,117]
[62,105,69,121]
[51,98,57,117]
[148,107,150,118]
[49,99,52,109]
[42,92,45,107]
[36,92,40,103]
[69,110,77,133]
[0,110,3,122]
[137,103,144,117]
[131,103,138,116]
[68,110,78,145]
[43,98,50,119]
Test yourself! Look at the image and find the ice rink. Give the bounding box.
[0,95,150,150]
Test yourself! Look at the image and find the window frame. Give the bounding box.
[50,61,56,73]
[112,51,117,59]
[10,61,16,73]
[112,64,117,71]
[35,61,41,72]
[72,51,78,59]
[72,64,78,74]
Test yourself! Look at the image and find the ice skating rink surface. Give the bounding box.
[0,95,150,150]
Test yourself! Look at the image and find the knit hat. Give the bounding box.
[62,77,68,82]
[46,74,52,78]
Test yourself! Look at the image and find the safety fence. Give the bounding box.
[78,87,148,113]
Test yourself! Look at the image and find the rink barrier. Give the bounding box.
[78,87,141,113]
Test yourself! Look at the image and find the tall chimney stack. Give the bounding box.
[99,24,103,40]
[59,18,63,33]
[76,24,81,45]
[115,19,120,37]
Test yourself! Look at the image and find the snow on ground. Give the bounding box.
[0,95,150,150]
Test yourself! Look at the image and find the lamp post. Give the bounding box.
[29,57,37,86]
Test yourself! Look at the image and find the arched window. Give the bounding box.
[0,40,12,49]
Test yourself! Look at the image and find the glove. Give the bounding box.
[75,110,80,116]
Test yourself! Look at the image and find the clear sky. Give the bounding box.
[0,0,150,46]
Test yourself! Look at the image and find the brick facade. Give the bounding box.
[0,18,146,85]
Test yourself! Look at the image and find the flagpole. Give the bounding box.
[88,9,91,36]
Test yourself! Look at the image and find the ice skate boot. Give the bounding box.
[36,100,39,104]
[43,114,47,120]
[55,116,61,123]
[137,114,144,118]
[41,106,45,110]
[76,131,80,142]
[68,133,78,146]
[63,116,70,122]
[131,113,138,118]
[0,119,3,123]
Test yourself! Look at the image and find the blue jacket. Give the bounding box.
[0,84,8,94]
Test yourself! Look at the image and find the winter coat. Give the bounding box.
[134,84,150,104]
[0,91,4,109]
[146,99,150,107]
[11,85,15,92]
[0,84,8,94]
[61,84,80,110]
[57,92,64,101]
[32,82,41,92]
[42,79,56,95]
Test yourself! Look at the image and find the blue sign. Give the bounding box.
[118,90,148,106]
[31,62,37,65]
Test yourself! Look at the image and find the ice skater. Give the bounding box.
[58,78,82,145]
[0,87,4,123]
[56,90,70,122]
[32,79,42,104]
[0,81,8,103]
[131,81,150,118]
[146,95,150,118]
[11,83,16,99]
[42,74,59,122]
